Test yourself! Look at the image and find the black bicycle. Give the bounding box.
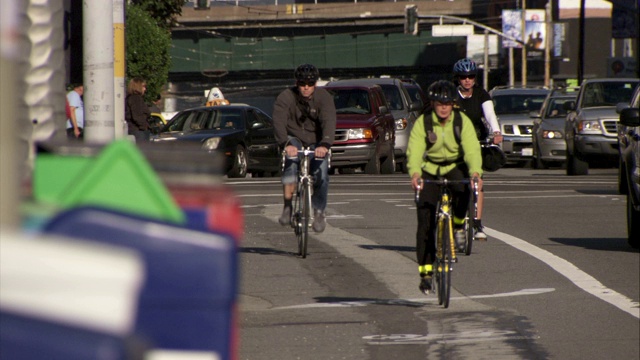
[283,147,315,258]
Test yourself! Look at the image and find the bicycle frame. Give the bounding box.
[283,147,315,258]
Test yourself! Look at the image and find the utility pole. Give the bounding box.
[114,0,126,139]
[83,0,114,143]
[522,0,527,86]
[544,0,552,87]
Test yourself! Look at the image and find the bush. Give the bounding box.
[126,5,171,103]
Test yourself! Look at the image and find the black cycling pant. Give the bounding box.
[415,164,470,267]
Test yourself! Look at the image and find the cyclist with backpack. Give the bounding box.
[407,80,483,294]
[453,58,503,240]
[273,64,337,233]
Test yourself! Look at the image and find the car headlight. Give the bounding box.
[347,128,373,140]
[542,130,563,139]
[395,118,408,130]
[202,137,222,150]
[577,120,602,134]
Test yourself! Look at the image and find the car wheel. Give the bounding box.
[618,157,628,195]
[365,144,381,175]
[380,144,395,174]
[627,195,639,249]
[566,152,588,176]
[227,145,248,178]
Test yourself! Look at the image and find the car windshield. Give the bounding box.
[581,81,639,107]
[380,85,404,110]
[405,86,424,104]
[166,108,244,132]
[493,94,547,114]
[545,98,574,118]
[329,89,371,114]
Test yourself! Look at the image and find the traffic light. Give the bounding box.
[404,5,419,36]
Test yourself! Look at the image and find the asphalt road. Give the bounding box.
[228,167,639,360]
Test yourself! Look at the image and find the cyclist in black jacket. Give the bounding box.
[453,58,503,240]
[273,64,337,233]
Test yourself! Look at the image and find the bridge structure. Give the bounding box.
[168,0,490,85]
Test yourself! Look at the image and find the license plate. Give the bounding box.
[522,148,533,156]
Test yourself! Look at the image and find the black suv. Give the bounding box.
[617,84,640,249]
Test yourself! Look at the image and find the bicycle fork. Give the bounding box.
[436,194,457,270]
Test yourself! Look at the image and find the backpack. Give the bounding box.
[423,109,463,150]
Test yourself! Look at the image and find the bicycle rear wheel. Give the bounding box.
[298,180,311,258]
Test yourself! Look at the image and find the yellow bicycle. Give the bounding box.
[416,177,478,308]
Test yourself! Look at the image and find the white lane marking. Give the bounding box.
[485,227,640,319]
[363,330,528,345]
[271,288,554,310]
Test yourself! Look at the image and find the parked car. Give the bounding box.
[321,83,396,174]
[564,78,639,175]
[490,86,550,165]
[149,112,167,135]
[151,104,281,178]
[616,84,640,248]
[530,87,579,168]
[326,78,422,173]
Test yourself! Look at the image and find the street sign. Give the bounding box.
[431,24,474,37]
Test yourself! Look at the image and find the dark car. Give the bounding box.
[530,88,579,168]
[151,104,281,178]
[402,80,428,112]
[617,85,640,248]
[327,78,422,173]
[489,86,551,165]
[321,83,396,174]
[564,78,639,175]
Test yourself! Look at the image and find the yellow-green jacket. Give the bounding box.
[406,110,483,179]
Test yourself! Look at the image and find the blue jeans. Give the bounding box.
[281,138,330,212]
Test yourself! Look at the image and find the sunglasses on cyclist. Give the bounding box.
[458,75,476,80]
[297,81,316,87]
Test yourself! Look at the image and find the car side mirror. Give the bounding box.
[379,105,389,114]
[409,102,423,112]
[620,107,640,127]
[251,122,265,130]
[615,102,630,114]
[563,101,575,111]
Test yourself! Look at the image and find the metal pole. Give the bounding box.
[522,0,527,86]
[0,0,24,230]
[83,0,114,143]
[484,29,489,90]
[509,47,515,86]
[578,0,585,84]
[114,0,126,139]
[544,0,552,87]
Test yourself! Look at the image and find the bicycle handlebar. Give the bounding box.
[414,177,479,204]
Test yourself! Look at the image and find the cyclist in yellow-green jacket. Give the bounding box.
[406,80,483,294]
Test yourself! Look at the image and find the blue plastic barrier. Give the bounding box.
[42,206,238,360]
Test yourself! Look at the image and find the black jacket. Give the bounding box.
[273,87,336,148]
[125,93,150,132]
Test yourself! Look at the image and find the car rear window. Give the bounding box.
[493,94,547,114]
[329,89,371,114]
[167,108,244,131]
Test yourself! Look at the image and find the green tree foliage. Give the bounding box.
[126,4,172,103]
[129,0,186,31]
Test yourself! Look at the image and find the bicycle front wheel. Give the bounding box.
[440,218,453,308]
[298,180,311,258]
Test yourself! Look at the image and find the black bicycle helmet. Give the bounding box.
[481,145,507,172]
[427,80,457,103]
[294,64,320,83]
[453,58,478,76]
